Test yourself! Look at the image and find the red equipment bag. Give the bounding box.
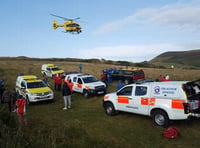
[163,126,179,139]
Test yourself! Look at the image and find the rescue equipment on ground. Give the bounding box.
[163,126,179,139]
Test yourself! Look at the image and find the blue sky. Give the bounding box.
[1,0,200,62]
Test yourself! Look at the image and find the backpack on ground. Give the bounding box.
[163,126,179,139]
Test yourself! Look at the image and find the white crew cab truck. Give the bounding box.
[65,73,107,98]
[103,80,200,127]
[16,75,54,103]
[41,64,64,78]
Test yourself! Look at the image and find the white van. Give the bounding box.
[103,80,200,126]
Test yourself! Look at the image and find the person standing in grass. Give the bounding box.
[15,95,27,127]
[62,79,72,110]
[79,64,83,73]
[54,74,62,91]
[117,80,124,90]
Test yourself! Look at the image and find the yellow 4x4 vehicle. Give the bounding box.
[41,64,64,78]
[16,75,54,103]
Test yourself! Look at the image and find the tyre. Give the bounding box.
[83,90,89,98]
[104,102,118,116]
[152,110,169,127]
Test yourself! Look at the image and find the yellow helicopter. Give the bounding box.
[50,14,82,34]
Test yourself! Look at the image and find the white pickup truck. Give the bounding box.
[103,80,200,127]
[65,73,106,98]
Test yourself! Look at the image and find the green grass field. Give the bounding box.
[1,60,200,148]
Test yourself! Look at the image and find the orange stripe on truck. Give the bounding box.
[149,98,156,106]
[141,98,156,106]
[77,84,82,88]
[118,96,129,104]
[171,100,186,109]
[141,97,149,105]
[104,96,109,100]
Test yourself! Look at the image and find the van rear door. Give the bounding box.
[183,79,200,114]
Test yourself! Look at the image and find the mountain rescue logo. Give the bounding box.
[154,86,160,94]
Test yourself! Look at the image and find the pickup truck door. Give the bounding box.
[73,77,83,93]
[130,85,149,115]
[116,86,139,113]
[116,85,150,115]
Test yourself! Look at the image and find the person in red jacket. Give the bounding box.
[159,75,170,82]
[159,75,165,81]
[15,95,27,127]
[54,74,62,91]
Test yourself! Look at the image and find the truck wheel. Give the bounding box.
[83,90,89,98]
[152,110,169,127]
[104,102,118,116]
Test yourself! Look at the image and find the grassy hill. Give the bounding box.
[1,59,200,147]
[150,49,200,68]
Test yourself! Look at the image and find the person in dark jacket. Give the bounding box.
[62,80,72,110]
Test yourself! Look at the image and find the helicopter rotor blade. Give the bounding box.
[74,17,81,20]
[50,14,80,21]
[50,14,69,21]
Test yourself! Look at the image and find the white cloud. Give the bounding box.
[78,42,200,62]
[93,1,200,35]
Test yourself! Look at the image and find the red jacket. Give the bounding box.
[54,75,62,84]
[16,99,26,114]
[159,76,170,82]
[65,81,73,92]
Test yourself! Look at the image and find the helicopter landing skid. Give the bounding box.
[61,31,81,34]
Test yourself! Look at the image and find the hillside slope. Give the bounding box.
[150,49,200,68]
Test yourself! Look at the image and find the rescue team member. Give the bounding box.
[2,88,18,112]
[62,79,73,110]
[15,95,27,127]
[159,75,165,81]
[107,70,113,84]
[11,88,18,112]
[79,64,83,73]
[54,74,62,91]
[0,80,5,101]
[101,70,107,86]
[117,80,124,90]
[101,70,107,82]
[159,75,170,82]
